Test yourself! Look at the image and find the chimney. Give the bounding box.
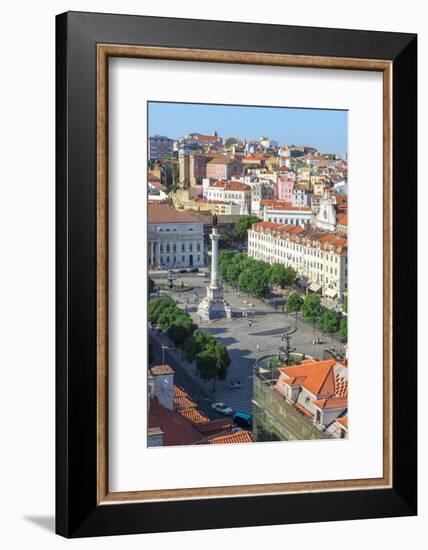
[149,365,175,411]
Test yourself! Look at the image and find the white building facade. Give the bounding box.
[204,180,251,215]
[261,200,313,228]
[148,204,204,268]
[248,221,348,298]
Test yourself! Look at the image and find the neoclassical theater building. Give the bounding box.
[148,203,204,269]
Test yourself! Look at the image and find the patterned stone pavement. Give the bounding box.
[150,273,346,416]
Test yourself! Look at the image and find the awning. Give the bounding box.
[325,287,338,298]
[308,282,321,293]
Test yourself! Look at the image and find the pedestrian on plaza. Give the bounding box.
[248,319,252,328]
[256,344,260,352]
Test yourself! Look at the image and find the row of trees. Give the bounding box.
[218,250,297,298]
[286,292,348,342]
[148,296,230,390]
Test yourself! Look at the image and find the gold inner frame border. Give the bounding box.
[96,44,393,504]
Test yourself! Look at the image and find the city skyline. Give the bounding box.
[148,101,348,157]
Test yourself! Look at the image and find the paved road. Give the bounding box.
[150,272,346,416]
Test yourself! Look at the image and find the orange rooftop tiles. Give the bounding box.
[207,431,255,444]
[150,364,174,376]
[148,203,203,224]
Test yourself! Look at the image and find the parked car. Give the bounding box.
[197,271,208,277]
[211,402,233,415]
[228,380,241,389]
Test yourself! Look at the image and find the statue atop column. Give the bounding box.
[197,222,231,321]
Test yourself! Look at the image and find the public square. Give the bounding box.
[149,270,346,415]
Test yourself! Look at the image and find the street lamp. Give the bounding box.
[161,344,176,364]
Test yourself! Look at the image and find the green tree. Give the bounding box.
[226,253,246,284]
[196,342,230,391]
[268,264,297,289]
[248,261,270,297]
[148,296,175,325]
[167,314,197,348]
[342,294,348,314]
[237,269,253,293]
[301,294,323,323]
[287,292,304,325]
[148,277,155,295]
[183,330,215,363]
[317,309,341,338]
[172,162,180,187]
[218,249,234,280]
[339,317,348,342]
[233,215,261,241]
[219,228,234,249]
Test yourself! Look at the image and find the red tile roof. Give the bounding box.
[210,180,250,191]
[261,199,311,212]
[150,364,174,376]
[278,359,338,397]
[196,134,218,142]
[207,154,235,165]
[180,408,210,424]
[336,416,348,429]
[252,221,280,230]
[207,431,255,444]
[148,204,203,224]
[313,397,348,410]
[173,385,209,424]
[252,221,347,254]
[149,398,205,446]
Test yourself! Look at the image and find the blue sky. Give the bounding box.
[148,102,348,156]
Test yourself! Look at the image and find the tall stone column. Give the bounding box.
[197,224,231,320]
[210,227,220,289]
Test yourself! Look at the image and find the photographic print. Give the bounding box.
[147,101,348,447]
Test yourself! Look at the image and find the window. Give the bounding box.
[160,244,164,253]
[181,243,185,252]
[189,243,193,252]
[173,244,176,253]
[197,243,201,252]
[166,244,170,253]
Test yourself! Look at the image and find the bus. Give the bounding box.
[233,411,252,430]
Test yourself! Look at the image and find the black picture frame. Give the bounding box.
[56,11,417,538]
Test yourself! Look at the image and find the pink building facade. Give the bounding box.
[277,177,295,202]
